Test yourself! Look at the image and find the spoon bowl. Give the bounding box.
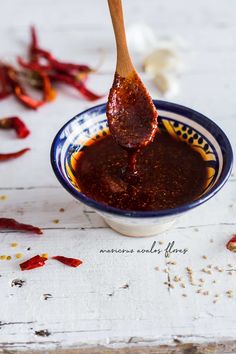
[107,0,158,150]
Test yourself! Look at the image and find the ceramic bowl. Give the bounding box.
[51,100,233,237]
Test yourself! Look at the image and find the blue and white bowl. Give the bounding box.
[51,101,233,237]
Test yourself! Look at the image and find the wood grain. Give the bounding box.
[0,0,236,352]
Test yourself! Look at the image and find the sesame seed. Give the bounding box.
[182,294,187,297]
[6,256,11,261]
[202,291,209,296]
[173,276,181,282]
[166,260,176,265]
[202,255,207,260]
[11,242,18,248]
[15,253,23,259]
[41,253,48,259]
[53,219,60,224]
[226,290,233,294]
[180,283,186,288]
[154,266,159,271]
[202,268,212,275]
[0,195,7,200]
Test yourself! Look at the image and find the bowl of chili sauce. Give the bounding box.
[51,101,233,237]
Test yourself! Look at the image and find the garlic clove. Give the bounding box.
[143,48,180,75]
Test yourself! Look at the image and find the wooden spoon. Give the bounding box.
[106,0,158,151]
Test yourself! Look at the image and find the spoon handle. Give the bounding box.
[107,0,134,76]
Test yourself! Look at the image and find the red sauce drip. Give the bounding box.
[75,132,207,211]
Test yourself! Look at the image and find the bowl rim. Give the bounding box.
[51,100,233,218]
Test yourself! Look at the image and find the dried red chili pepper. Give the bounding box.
[0,64,12,99]
[0,117,30,139]
[52,256,83,268]
[17,58,56,102]
[5,65,45,109]
[20,255,47,271]
[0,218,42,234]
[0,148,30,161]
[226,235,236,252]
[49,73,102,101]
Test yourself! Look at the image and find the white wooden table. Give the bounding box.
[0,0,236,353]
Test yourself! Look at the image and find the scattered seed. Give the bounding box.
[202,255,207,260]
[120,284,129,289]
[6,256,11,261]
[15,253,23,259]
[186,267,192,272]
[212,280,217,284]
[227,294,234,298]
[190,282,196,286]
[207,264,212,269]
[59,208,65,212]
[180,283,186,288]
[166,260,176,265]
[213,300,218,304]
[202,291,209,296]
[226,290,233,295]
[173,275,181,282]
[199,278,205,283]
[52,219,60,224]
[210,239,214,243]
[11,279,25,287]
[0,195,7,200]
[196,289,201,294]
[182,293,187,297]
[194,228,199,232]
[228,271,233,275]
[202,268,212,275]
[154,266,159,271]
[228,264,233,268]
[11,242,18,248]
[215,294,220,298]
[163,268,168,273]
[158,241,164,245]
